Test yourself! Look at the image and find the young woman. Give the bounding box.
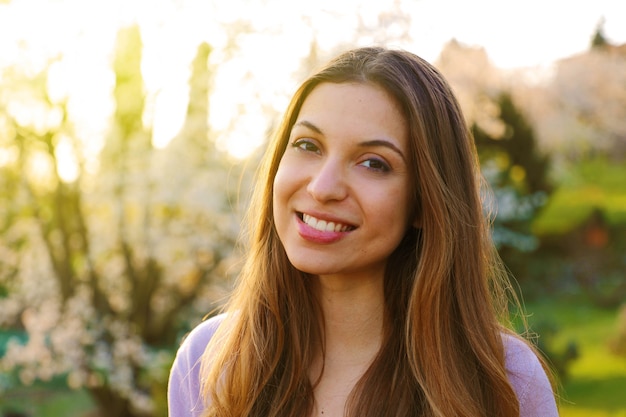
[168,47,559,417]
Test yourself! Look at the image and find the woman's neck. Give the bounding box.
[308,273,385,417]
[314,272,385,364]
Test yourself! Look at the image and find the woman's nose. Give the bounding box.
[306,159,348,202]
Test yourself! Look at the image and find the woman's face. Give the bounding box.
[273,82,415,281]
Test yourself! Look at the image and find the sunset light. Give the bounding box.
[1,0,624,162]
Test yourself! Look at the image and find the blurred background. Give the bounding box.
[0,0,625,416]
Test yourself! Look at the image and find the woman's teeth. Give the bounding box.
[302,213,352,232]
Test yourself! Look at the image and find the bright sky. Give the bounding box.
[1,0,625,172]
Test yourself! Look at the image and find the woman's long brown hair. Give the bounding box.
[200,47,539,417]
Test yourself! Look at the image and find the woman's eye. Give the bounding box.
[360,158,390,172]
[291,139,320,154]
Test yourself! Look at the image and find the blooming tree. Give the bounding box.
[520,42,626,160]
[0,26,241,417]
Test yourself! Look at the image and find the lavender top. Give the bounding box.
[168,314,559,417]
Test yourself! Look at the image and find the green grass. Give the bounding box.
[523,297,626,416]
[0,385,95,417]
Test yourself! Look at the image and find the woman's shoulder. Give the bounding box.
[168,313,228,417]
[171,312,229,379]
[502,333,559,417]
[179,313,228,359]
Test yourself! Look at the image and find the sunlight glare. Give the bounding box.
[26,150,56,190]
[0,146,18,168]
[1,0,625,163]
[55,134,80,183]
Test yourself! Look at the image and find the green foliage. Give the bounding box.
[0,383,94,417]
[524,298,626,416]
[0,331,26,358]
[533,158,626,235]
[591,20,610,49]
[531,319,579,382]
[474,92,551,194]
[528,157,626,307]
[112,26,147,139]
[101,24,151,172]
[474,91,552,285]
[609,305,626,358]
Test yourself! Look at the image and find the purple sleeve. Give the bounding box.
[504,334,559,417]
[168,314,225,417]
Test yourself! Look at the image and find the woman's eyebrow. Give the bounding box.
[293,120,323,135]
[359,140,406,162]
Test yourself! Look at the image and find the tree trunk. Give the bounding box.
[88,386,151,417]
